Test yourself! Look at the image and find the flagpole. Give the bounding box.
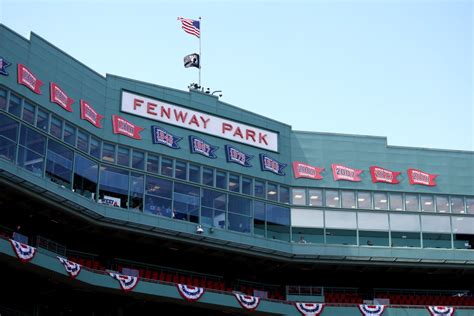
[198,16,202,88]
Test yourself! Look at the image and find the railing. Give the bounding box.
[287,285,324,296]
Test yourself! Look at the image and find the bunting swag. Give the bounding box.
[176,284,205,302]
[57,257,81,279]
[358,305,386,316]
[109,273,139,292]
[427,306,455,316]
[234,293,260,311]
[295,302,325,316]
[9,239,36,263]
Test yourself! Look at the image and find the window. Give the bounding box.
[292,188,306,205]
[77,129,89,153]
[175,160,187,180]
[374,192,388,210]
[117,147,130,167]
[129,173,144,211]
[228,213,251,234]
[267,182,278,201]
[63,123,76,146]
[390,193,403,211]
[325,211,357,245]
[279,186,290,204]
[451,197,465,214]
[8,94,21,117]
[99,165,129,208]
[229,195,252,216]
[202,167,214,186]
[147,154,159,173]
[22,102,35,124]
[436,196,449,213]
[189,164,200,183]
[358,212,389,246]
[90,137,101,159]
[132,150,145,170]
[229,173,240,192]
[173,182,200,223]
[102,143,115,163]
[467,198,474,215]
[421,195,434,212]
[405,194,419,211]
[266,204,290,241]
[325,190,340,208]
[146,176,173,198]
[0,88,6,110]
[254,180,265,198]
[452,217,474,249]
[201,189,226,229]
[50,115,62,138]
[421,215,451,249]
[73,154,98,200]
[308,189,322,207]
[253,201,265,237]
[341,191,356,208]
[46,139,73,189]
[390,214,421,247]
[145,176,172,217]
[242,177,252,195]
[0,114,19,162]
[161,158,173,177]
[17,125,46,175]
[36,108,49,132]
[357,191,371,209]
[216,170,227,189]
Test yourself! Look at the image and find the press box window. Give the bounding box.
[254,180,265,198]
[102,143,116,163]
[390,193,403,211]
[341,191,356,209]
[189,164,200,183]
[202,167,214,186]
[242,177,252,195]
[175,160,187,180]
[357,191,371,209]
[22,102,35,124]
[161,158,173,177]
[50,115,63,138]
[451,197,465,214]
[267,183,278,201]
[279,186,290,204]
[436,196,449,213]
[90,137,101,159]
[147,154,159,174]
[8,94,21,117]
[229,173,240,192]
[0,88,6,110]
[36,108,49,132]
[63,123,76,146]
[325,190,340,208]
[421,195,434,212]
[117,147,130,167]
[216,170,227,189]
[308,189,322,207]
[292,188,306,205]
[77,129,89,153]
[132,150,145,170]
[374,192,388,210]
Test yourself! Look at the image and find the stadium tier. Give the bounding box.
[0,24,473,316]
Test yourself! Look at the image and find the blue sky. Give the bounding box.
[1,0,472,151]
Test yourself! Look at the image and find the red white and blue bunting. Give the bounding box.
[358,304,386,316]
[9,239,36,263]
[427,306,455,316]
[57,257,81,279]
[234,293,261,311]
[109,273,139,292]
[176,284,205,302]
[295,302,325,316]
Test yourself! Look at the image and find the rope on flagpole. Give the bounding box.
[199,16,202,88]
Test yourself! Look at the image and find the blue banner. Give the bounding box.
[151,126,182,149]
[225,145,253,167]
[189,136,218,159]
[260,154,287,176]
[0,57,11,76]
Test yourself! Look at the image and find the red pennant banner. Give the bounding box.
[358,304,386,316]
[293,162,324,180]
[176,284,205,302]
[332,164,363,182]
[112,115,144,140]
[80,100,103,128]
[427,306,455,316]
[9,239,36,263]
[234,293,260,311]
[369,166,400,184]
[50,83,74,112]
[407,168,437,186]
[17,64,43,94]
[57,256,81,279]
[295,302,325,316]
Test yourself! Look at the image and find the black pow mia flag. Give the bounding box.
[184,53,200,68]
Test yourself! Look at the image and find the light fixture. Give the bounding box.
[333,196,339,200]
[268,190,277,195]
[294,194,303,199]
[196,225,204,234]
[380,199,387,203]
[358,198,365,202]
[310,195,319,200]
[424,201,432,205]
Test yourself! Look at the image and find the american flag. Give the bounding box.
[177,17,200,38]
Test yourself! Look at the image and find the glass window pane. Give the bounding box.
[98,166,129,208]
[0,114,19,162]
[22,102,35,124]
[291,209,324,228]
[89,137,100,159]
[18,125,47,174]
[253,201,265,237]
[421,195,434,212]
[229,173,240,192]
[242,177,252,195]
[390,214,420,232]
[20,124,46,155]
[292,188,306,205]
[129,173,144,211]
[46,139,73,188]
[359,231,389,247]
[423,233,451,249]
[308,189,322,207]
[451,197,465,214]
[102,143,115,163]
[36,108,49,132]
[173,182,200,222]
[145,195,172,217]
[325,211,357,229]
[357,191,371,209]
[77,129,89,152]
[117,147,130,166]
[467,198,474,215]
[326,229,357,245]
[147,154,159,173]
[228,213,251,233]
[189,164,200,183]
[405,194,419,211]
[175,160,187,180]
[341,191,356,208]
[229,195,251,216]
[279,186,290,204]
[391,232,420,248]
[63,123,76,146]
[145,175,172,198]
[357,212,389,230]
[421,215,451,233]
[0,88,6,110]
[50,115,62,138]
[267,183,278,201]
[325,190,340,208]
[216,170,226,189]
[73,154,98,200]
[390,193,403,211]
[266,204,290,241]
[202,188,226,210]
[132,150,145,170]
[202,167,214,186]
[8,94,21,117]
[452,217,474,234]
[436,196,449,213]
[201,207,225,229]
[373,192,388,210]
[254,180,265,198]
[161,158,173,177]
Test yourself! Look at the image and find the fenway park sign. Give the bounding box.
[121,91,278,151]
